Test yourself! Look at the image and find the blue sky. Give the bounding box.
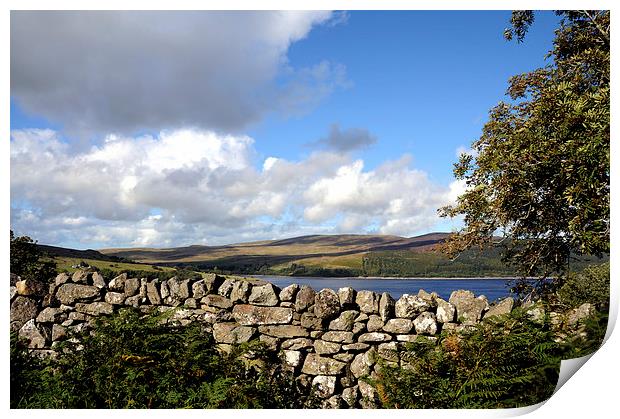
[250,10,558,182]
[10,11,559,249]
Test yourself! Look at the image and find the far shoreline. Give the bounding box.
[249,274,538,281]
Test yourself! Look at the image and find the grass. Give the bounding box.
[52,257,176,274]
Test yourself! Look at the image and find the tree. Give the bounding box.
[10,230,57,283]
[439,11,609,294]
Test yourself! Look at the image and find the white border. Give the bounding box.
[3,2,617,418]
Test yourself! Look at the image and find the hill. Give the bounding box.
[41,233,607,278]
[99,233,452,275]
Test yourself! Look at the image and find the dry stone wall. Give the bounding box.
[9,270,592,408]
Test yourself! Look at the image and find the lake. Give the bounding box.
[254,275,516,302]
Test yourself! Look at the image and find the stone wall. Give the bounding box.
[10,270,592,408]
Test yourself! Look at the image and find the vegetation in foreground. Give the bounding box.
[11,309,318,409]
[369,306,607,409]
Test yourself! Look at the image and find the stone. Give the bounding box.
[108,273,127,292]
[449,290,487,324]
[281,338,314,350]
[413,312,438,335]
[301,312,323,329]
[310,330,323,339]
[249,283,279,306]
[203,274,225,293]
[230,280,251,303]
[379,292,395,321]
[52,324,67,341]
[333,353,355,363]
[322,331,354,343]
[350,349,376,378]
[358,380,377,407]
[328,310,359,331]
[356,290,379,314]
[41,292,55,308]
[125,295,141,307]
[16,279,47,297]
[526,305,546,324]
[168,278,190,301]
[378,342,399,362]
[366,315,384,332]
[213,323,255,344]
[75,302,114,316]
[146,280,162,305]
[105,292,126,305]
[338,287,356,306]
[232,304,293,325]
[69,311,89,321]
[342,342,370,351]
[436,298,456,323]
[352,322,366,335]
[259,335,279,350]
[36,307,67,323]
[160,281,170,300]
[201,294,233,309]
[279,284,299,302]
[191,280,208,299]
[280,301,294,308]
[92,271,106,289]
[283,350,303,368]
[55,272,71,286]
[168,308,195,322]
[72,270,90,284]
[56,284,100,305]
[342,386,358,407]
[139,278,148,301]
[312,375,337,398]
[340,374,356,388]
[417,289,438,306]
[314,340,341,355]
[19,319,47,348]
[10,296,39,331]
[396,334,419,342]
[567,303,595,327]
[258,325,309,338]
[184,298,198,308]
[395,294,430,318]
[295,286,316,312]
[314,289,341,320]
[355,312,369,322]
[383,318,414,334]
[483,297,514,320]
[10,286,17,301]
[323,395,343,409]
[301,354,346,375]
[358,332,392,343]
[218,278,236,298]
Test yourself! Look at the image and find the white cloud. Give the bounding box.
[455,145,478,158]
[11,128,463,247]
[11,11,346,136]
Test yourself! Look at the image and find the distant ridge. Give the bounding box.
[37,244,122,262]
[99,232,452,264]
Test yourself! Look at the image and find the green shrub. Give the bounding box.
[10,230,57,283]
[369,309,575,409]
[11,309,318,408]
[558,263,610,311]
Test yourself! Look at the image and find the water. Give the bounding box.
[254,275,516,302]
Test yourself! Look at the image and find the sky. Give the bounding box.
[10,10,561,249]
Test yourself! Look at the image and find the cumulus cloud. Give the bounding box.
[11,128,462,247]
[11,11,346,136]
[309,124,377,152]
[302,156,454,235]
